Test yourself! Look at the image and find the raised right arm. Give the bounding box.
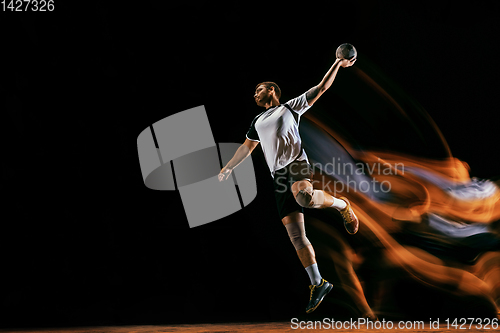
[305,57,356,106]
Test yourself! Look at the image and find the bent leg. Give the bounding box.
[291,180,346,210]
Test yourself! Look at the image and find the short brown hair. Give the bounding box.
[256,81,281,99]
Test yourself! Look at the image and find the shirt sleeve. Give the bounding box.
[284,93,312,116]
[245,114,261,142]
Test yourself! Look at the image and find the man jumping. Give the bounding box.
[218,55,358,313]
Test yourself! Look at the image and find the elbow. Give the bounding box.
[317,84,328,94]
[242,140,257,154]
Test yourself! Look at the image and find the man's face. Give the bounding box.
[254,84,271,107]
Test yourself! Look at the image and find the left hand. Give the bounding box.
[339,57,356,68]
[218,166,233,182]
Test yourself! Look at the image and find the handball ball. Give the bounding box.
[336,43,357,60]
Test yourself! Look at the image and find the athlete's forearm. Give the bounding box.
[224,144,251,170]
[306,59,343,105]
[318,58,342,92]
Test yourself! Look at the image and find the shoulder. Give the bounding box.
[284,93,311,114]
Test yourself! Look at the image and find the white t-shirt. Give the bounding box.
[246,93,311,177]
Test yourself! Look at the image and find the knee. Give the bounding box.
[295,187,325,209]
[295,187,314,207]
[285,222,311,251]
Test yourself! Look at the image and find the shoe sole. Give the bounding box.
[306,283,334,313]
[339,197,359,235]
[345,214,359,234]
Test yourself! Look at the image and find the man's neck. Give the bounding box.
[264,97,280,109]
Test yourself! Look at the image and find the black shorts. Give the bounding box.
[272,159,314,220]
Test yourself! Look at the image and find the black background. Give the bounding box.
[2,0,500,328]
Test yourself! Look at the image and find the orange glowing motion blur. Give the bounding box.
[299,64,500,318]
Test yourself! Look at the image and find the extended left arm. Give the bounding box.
[306,57,356,106]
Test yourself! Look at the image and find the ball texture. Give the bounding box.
[336,43,357,60]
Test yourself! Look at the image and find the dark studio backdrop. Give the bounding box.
[2,0,500,329]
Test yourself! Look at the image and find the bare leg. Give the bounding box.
[291,179,346,210]
[282,211,316,268]
[291,179,359,234]
[282,211,335,312]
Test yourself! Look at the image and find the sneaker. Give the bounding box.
[305,279,333,313]
[338,197,359,234]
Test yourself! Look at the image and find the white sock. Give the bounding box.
[305,263,322,286]
[329,197,347,210]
